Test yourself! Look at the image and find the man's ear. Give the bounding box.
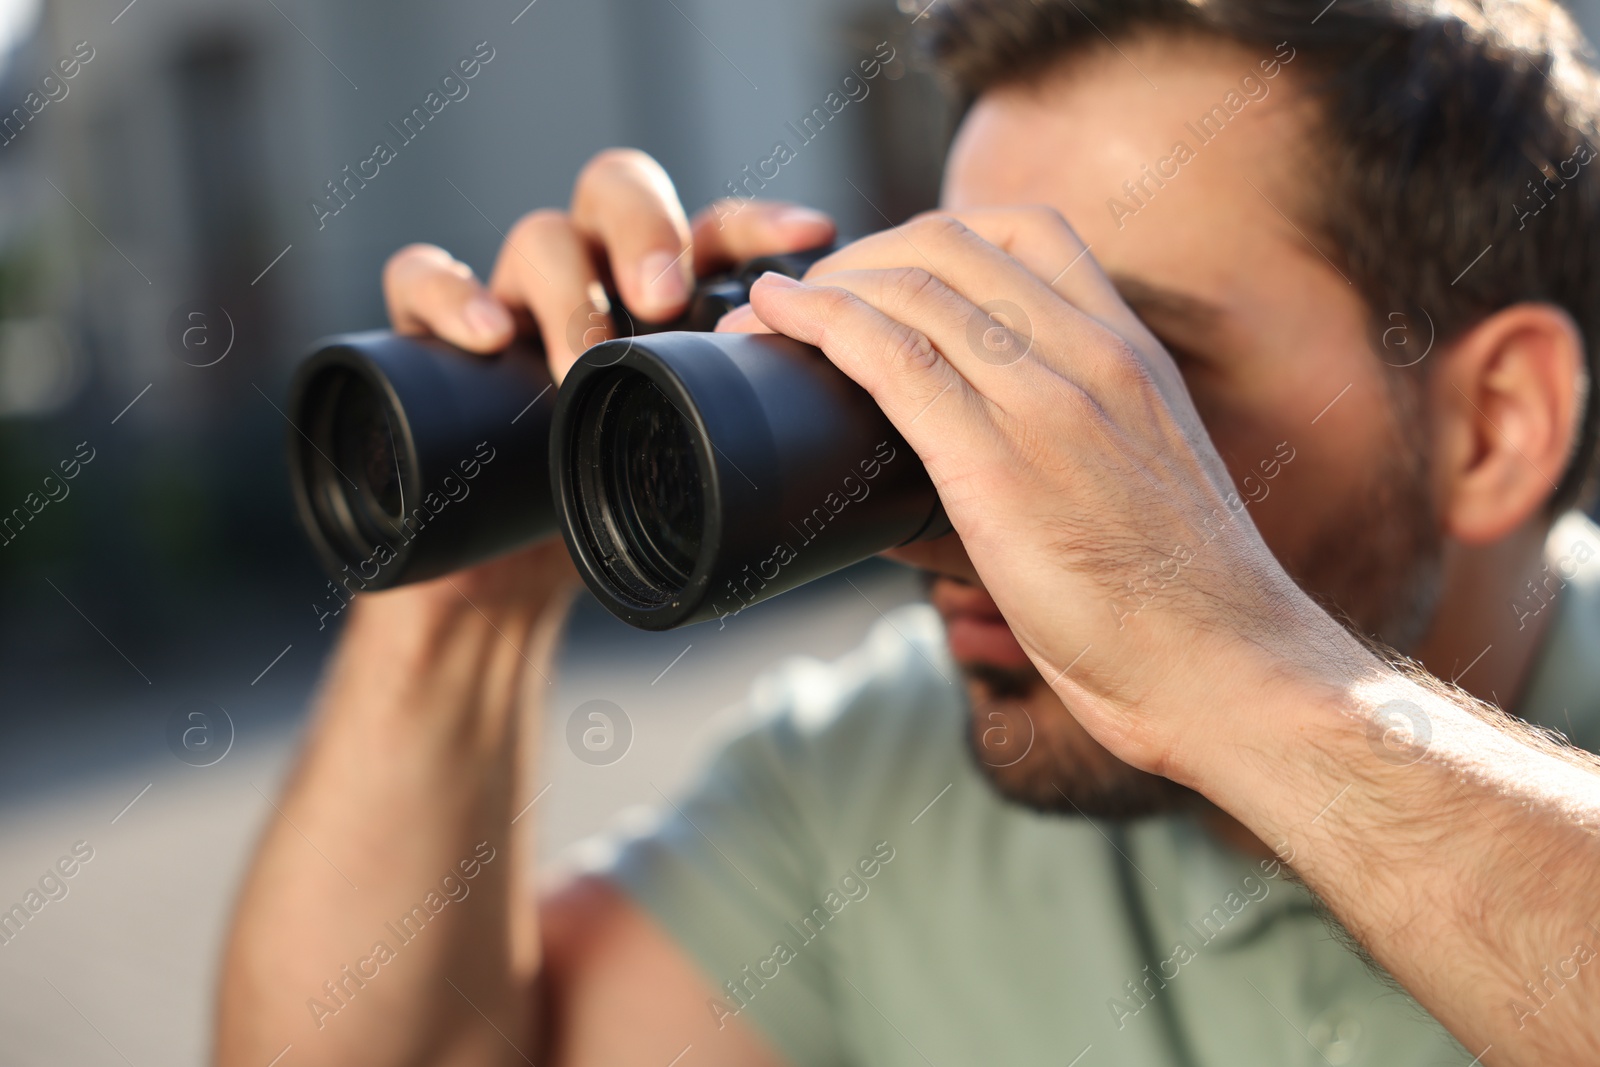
[1427,303,1587,545]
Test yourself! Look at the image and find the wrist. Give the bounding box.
[326,560,577,740]
[344,540,578,672]
[1166,612,1385,840]
[342,583,544,671]
[1182,626,1489,889]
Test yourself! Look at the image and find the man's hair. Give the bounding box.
[921,0,1600,514]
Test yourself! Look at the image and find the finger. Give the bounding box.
[383,244,514,353]
[916,210,1190,402]
[713,303,766,334]
[688,199,836,276]
[806,217,1092,363]
[570,148,693,322]
[746,273,987,450]
[811,264,1177,438]
[487,210,608,381]
[937,207,1159,347]
[801,265,1048,389]
[810,211,1150,348]
[808,219,1156,397]
[812,267,1011,375]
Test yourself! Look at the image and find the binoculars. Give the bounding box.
[287,247,949,630]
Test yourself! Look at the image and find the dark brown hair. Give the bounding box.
[921,0,1600,513]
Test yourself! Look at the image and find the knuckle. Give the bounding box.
[1097,334,1156,392]
[1014,205,1090,268]
[884,265,943,306]
[1022,202,1073,235]
[882,322,941,373]
[1033,374,1105,436]
[886,264,938,292]
[576,148,672,208]
[506,208,568,247]
[1056,375,1101,415]
[383,243,467,297]
[383,242,442,283]
[582,146,655,179]
[813,284,856,318]
[907,212,973,246]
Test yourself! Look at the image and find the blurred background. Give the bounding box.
[0,0,947,1062]
[0,0,1598,1063]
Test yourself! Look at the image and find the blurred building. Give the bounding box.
[0,0,949,686]
[0,4,946,1063]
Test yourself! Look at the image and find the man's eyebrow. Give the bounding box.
[1108,274,1226,337]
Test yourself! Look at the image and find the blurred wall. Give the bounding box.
[0,0,948,691]
[0,3,947,1064]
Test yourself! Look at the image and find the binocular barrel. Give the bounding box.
[287,330,559,590]
[286,246,949,627]
[552,332,947,629]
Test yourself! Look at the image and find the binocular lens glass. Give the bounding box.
[604,379,704,589]
[332,375,408,534]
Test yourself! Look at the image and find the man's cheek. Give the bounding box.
[1237,450,1336,571]
[887,535,980,585]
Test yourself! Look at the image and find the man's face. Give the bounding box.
[935,35,1444,816]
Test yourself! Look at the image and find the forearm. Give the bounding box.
[216,582,568,1067]
[1198,631,1600,1065]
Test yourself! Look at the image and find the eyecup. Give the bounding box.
[553,331,946,631]
[287,331,558,591]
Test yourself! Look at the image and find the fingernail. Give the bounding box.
[773,206,832,229]
[639,250,689,311]
[755,271,803,290]
[464,295,511,340]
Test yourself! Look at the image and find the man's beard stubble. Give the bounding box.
[963,660,1195,818]
[961,399,1445,819]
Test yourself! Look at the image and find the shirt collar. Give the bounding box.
[1515,511,1600,750]
[1125,812,1317,954]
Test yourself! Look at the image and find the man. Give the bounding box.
[217,1,1600,1064]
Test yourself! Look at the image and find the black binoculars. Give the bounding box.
[287,247,949,630]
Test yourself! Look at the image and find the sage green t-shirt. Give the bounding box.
[586,512,1600,1067]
